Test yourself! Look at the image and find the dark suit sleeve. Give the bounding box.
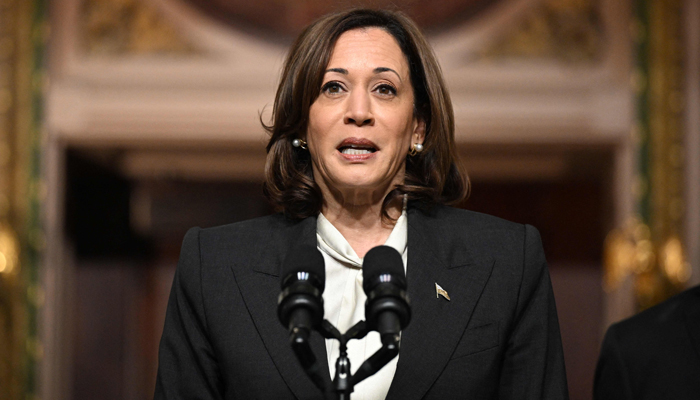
[498,225,569,399]
[593,324,633,400]
[155,228,224,400]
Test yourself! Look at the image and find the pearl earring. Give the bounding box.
[409,143,423,156]
[292,138,307,149]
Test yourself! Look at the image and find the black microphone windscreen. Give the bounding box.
[281,245,326,291]
[362,245,405,293]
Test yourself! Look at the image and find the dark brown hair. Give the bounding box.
[262,8,469,220]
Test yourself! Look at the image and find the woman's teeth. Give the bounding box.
[341,148,373,155]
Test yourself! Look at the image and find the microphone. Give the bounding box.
[278,245,326,335]
[362,246,411,345]
[277,245,329,391]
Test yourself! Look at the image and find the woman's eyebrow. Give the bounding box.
[374,67,402,82]
[325,68,348,74]
[324,67,402,82]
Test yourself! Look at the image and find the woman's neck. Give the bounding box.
[320,190,402,259]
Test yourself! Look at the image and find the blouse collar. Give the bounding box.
[316,208,408,269]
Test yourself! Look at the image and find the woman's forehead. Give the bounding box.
[326,28,409,78]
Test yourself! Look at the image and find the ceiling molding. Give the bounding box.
[48,0,633,147]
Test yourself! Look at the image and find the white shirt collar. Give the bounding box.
[316,209,408,269]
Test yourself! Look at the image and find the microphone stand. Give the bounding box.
[289,319,400,400]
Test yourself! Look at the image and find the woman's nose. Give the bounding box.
[343,91,374,126]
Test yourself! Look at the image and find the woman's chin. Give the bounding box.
[330,176,397,196]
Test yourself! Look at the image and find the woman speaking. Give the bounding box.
[155,8,568,400]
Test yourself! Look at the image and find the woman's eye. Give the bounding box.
[375,84,397,96]
[321,82,343,94]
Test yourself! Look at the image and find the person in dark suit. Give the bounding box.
[594,284,700,400]
[155,9,568,400]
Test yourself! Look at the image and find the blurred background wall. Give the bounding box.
[0,0,698,399]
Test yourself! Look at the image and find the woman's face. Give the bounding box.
[306,27,424,201]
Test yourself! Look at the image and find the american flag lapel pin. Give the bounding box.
[435,282,450,301]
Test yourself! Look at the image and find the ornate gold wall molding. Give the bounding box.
[1,1,22,398]
[478,0,603,62]
[0,0,46,398]
[646,0,685,246]
[81,0,199,55]
[0,0,29,398]
[0,223,22,400]
[604,218,690,309]
[604,0,690,311]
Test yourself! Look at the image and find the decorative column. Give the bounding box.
[604,0,691,311]
[0,0,47,398]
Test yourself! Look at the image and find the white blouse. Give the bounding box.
[316,210,408,400]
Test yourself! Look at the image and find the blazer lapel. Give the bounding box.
[386,207,495,400]
[684,285,700,362]
[232,215,331,400]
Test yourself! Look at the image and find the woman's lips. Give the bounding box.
[337,138,378,160]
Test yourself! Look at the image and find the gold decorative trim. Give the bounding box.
[0,224,22,400]
[81,0,200,56]
[604,0,690,311]
[0,0,30,395]
[0,0,47,396]
[0,224,19,276]
[647,0,685,244]
[604,218,690,308]
[659,235,691,285]
[604,218,651,292]
[478,0,603,62]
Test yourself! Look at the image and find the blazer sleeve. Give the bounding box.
[154,227,224,400]
[593,324,633,400]
[498,224,569,399]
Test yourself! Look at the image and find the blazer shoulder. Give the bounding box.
[612,285,699,335]
[187,214,317,274]
[602,285,700,365]
[417,204,527,234]
[196,213,292,240]
[409,205,541,267]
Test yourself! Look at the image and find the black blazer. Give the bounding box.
[155,205,568,399]
[594,285,700,400]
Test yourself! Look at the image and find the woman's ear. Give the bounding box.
[413,119,426,145]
